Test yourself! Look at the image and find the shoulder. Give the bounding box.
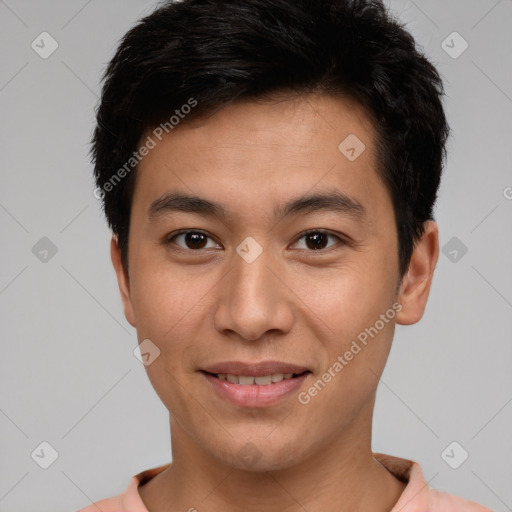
[75,464,170,512]
[374,452,493,512]
[431,488,495,512]
[75,473,140,511]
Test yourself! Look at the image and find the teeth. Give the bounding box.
[215,372,301,385]
[255,375,272,385]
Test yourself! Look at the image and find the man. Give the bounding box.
[80,0,492,510]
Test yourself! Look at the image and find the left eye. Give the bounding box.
[292,230,343,251]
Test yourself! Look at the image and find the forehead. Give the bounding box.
[152,93,376,159]
[131,93,386,222]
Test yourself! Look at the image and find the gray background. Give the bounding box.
[0,1,511,511]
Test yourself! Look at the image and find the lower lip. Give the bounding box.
[201,371,310,408]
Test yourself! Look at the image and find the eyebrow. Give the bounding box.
[148,189,366,222]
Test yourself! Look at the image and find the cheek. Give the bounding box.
[129,251,206,336]
[286,251,398,392]
[291,256,397,333]
[128,254,225,379]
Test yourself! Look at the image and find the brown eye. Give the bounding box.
[305,232,328,250]
[183,232,207,249]
[293,230,343,251]
[167,230,220,250]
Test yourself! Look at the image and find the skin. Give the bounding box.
[111,93,439,512]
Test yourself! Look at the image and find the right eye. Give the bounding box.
[165,230,222,251]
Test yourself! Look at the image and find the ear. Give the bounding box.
[110,235,136,327]
[395,220,439,325]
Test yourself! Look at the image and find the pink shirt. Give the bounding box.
[77,452,493,511]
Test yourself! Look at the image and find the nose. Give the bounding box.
[213,242,294,342]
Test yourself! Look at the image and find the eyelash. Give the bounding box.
[165,229,346,253]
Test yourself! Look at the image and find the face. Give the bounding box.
[112,93,437,471]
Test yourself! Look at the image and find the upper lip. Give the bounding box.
[201,361,310,376]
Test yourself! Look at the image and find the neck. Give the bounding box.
[139,409,406,512]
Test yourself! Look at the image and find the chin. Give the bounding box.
[212,436,308,473]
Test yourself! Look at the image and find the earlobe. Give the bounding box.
[110,236,136,327]
[395,221,439,325]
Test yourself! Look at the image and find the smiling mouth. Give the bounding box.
[201,370,311,385]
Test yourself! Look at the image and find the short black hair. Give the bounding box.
[92,0,449,279]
